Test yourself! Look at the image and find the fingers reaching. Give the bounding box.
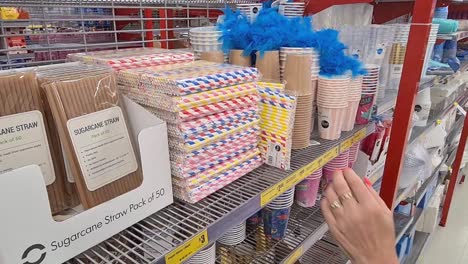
[323,183,344,217]
[332,170,358,206]
[342,168,372,204]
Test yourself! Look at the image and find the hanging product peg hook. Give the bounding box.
[454,102,467,116]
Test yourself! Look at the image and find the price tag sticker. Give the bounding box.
[165,230,209,264]
[340,137,354,152]
[284,246,304,264]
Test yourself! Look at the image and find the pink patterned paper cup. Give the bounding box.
[295,175,322,207]
[355,94,375,125]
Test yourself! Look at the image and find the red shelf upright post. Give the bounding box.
[440,113,468,226]
[379,0,437,209]
[159,9,175,49]
[144,9,154,48]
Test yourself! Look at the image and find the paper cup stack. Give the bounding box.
[280,47,320,83]
[421,24,440,77]
[279,2,305,18]
[295,169,323,207]
[237,3,263,22]
[348,142,361,168]
[317,75,350,140]
[190,26,223,59]
[284,54,315,149]
[218,222,247,246]
[323,151,349,183]
[187,243,216,264]
[342,77,362,132]
[356,65,379,125]
[263,188,294,240]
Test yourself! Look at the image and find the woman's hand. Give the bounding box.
[321,168,399,264]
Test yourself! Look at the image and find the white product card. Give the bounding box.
[266,141,283,168]
[67,106,138,191]
[0,110,56,185]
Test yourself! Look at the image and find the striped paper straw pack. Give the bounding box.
[258,83,297,170]
[173,155,263,203]
[169,127,259,170]
[119,61,259,96]
[118,60,262,203]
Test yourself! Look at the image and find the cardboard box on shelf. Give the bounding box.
[0,96,173,264]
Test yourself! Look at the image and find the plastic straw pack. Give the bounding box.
[257,82,297,170]
[118,61,262,203]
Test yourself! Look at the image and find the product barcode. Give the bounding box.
[267,156,273,164]
[393,66,402,72]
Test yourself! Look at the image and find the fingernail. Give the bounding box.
[364,177,372,187]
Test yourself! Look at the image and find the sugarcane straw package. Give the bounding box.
[0,70,78,214]
[43,73,143,209]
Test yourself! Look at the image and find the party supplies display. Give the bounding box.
[258,82,297,170]
[118,61,262,203]
[68,47,194,71]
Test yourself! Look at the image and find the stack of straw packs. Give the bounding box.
[68,47,194,71]
[118,61,263,203]
[42,65,143,209]
[257,82,297,170]
[0,70,79,214]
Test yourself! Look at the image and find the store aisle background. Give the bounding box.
[418,179,468,264]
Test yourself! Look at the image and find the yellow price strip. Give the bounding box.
[284,246,304,264]
[340,127,367,152]
[261,146,339,207]
[165,230,209,264]
[322,146,340,165]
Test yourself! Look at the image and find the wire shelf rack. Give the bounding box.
[300,234,348,264]
[0,0,262,69]
[64,124,374,264]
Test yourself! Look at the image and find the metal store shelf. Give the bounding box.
[66,124,374,264]
[437,31,468,41]
[299,235,348,264]
[394,213,414,243]
[213,204,327,264]
[403,231,431,264]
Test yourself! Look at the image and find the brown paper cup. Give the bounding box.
[201,51,225,63]
[256,51,281,82]
[292,95,314,149]
[230,49,252,67]
[284,54,313,96]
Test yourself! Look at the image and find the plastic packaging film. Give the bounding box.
[257,82,297,170]
[118,61,261,203]
[43,73,143,209]
[0,70,79,215]
[68,48,194,71]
